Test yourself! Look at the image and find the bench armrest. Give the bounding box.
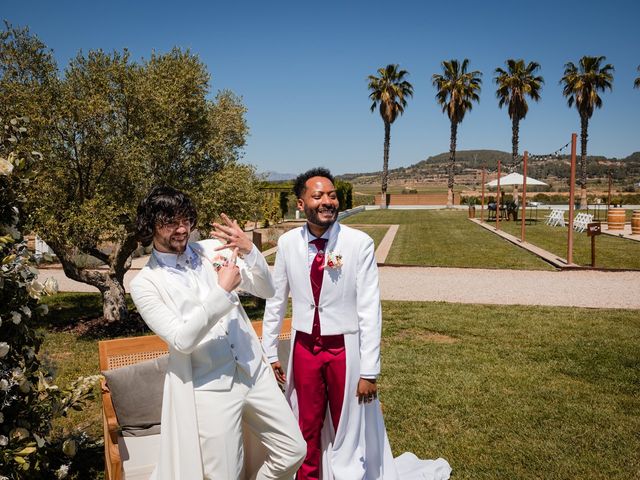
[101,377,122,480]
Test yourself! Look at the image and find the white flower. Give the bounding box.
[0,435,8,446]
[0,379,9,391]
[56,464,69,479]
[26,280,44,299]
[0,157,13,176]
[43,276,59,295]
[20,306,31,318]
[0,342,9,358]
[10,311,21,325]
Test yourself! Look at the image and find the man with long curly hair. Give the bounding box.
[130,185,305,480]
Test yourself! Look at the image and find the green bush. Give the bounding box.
[0,117,98,479]
[335,180,353,211]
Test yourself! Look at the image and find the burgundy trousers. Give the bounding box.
[293,332,346,480]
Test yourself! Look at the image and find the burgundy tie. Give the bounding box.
[309,238,327,312]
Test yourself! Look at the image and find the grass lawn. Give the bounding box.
[348,225,388,250]
[40,294,640,479]
[496,219,640,269]
[342,210,554,270]
[381,301,640,479]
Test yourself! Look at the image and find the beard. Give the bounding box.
[304,204,338,228]
[154,234,188,254]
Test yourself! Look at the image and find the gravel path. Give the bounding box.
[41,264,640,309]
[379,266,640,309]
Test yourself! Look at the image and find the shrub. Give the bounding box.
[0,117,98,479]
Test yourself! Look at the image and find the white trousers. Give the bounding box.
[194,365,305,480]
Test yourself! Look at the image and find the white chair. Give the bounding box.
[545,209,565,227]
[573,213,593,233]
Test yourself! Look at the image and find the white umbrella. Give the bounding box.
[485,172,547,187]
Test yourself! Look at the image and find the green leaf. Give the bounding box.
[15,446,37,456]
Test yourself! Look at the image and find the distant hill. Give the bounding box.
[339,149,640,186]
[260,171,297,182]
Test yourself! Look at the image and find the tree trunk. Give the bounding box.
[579,115,589,210]
[447,121,458,207]
[99,275,129,323]
[45,232,138,323]
[381,121,391,208]
[512,115,520,171]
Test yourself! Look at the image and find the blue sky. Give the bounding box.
[4,0,639,175]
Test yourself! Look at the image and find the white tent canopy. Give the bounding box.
[485,172,548,187]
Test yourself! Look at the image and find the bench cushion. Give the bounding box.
[103,355,168,437]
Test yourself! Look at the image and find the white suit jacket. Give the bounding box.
[262,222,382,377]
[130,239,275,479]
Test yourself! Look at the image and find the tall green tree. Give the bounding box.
[494,59,544,168]
[367,64,413,207]
[635,65,640,89]
[561,55,614,209]
[1,25,254,323]
[432,59,482,206]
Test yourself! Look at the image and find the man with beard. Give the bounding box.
[130,186,305,480]
[261,168,391,479]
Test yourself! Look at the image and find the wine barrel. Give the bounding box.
[632,210,640,235]
[607,208,626,230]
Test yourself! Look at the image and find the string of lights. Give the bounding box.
[483,140,572,174]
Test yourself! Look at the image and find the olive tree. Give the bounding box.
[1,24,256,323]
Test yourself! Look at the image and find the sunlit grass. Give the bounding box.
[343,210,553,269]
[41,294,640,479]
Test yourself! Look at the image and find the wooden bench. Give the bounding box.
[99,319,292,480]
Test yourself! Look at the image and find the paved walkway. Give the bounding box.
[41,262,640,309]
[375,225,398,264]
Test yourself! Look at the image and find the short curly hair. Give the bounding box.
[135,186,197,247]
[293,167,335,198]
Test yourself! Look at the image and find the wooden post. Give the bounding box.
[567,133,577,265]
[252,230,262,252]
[496,159,502,230]
[521,151,528,242]
[481,167,486,221]
[587,223,601,268]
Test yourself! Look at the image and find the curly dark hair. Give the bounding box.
[135,186,197,247]
[293,167,335,198]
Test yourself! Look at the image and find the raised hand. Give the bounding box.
[211,213,253,256]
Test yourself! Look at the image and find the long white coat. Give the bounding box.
[130,239,275,480]
[262,223,452,480]
[262,223,397,479]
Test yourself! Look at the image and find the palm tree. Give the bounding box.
[367,64,413,207]
[494,59,544,169]
[561,56,614,209]
[635,65,640,89]
[432,59,482,207]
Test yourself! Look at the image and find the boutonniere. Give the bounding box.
[323,251,343,270]
[210,253,229,271]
